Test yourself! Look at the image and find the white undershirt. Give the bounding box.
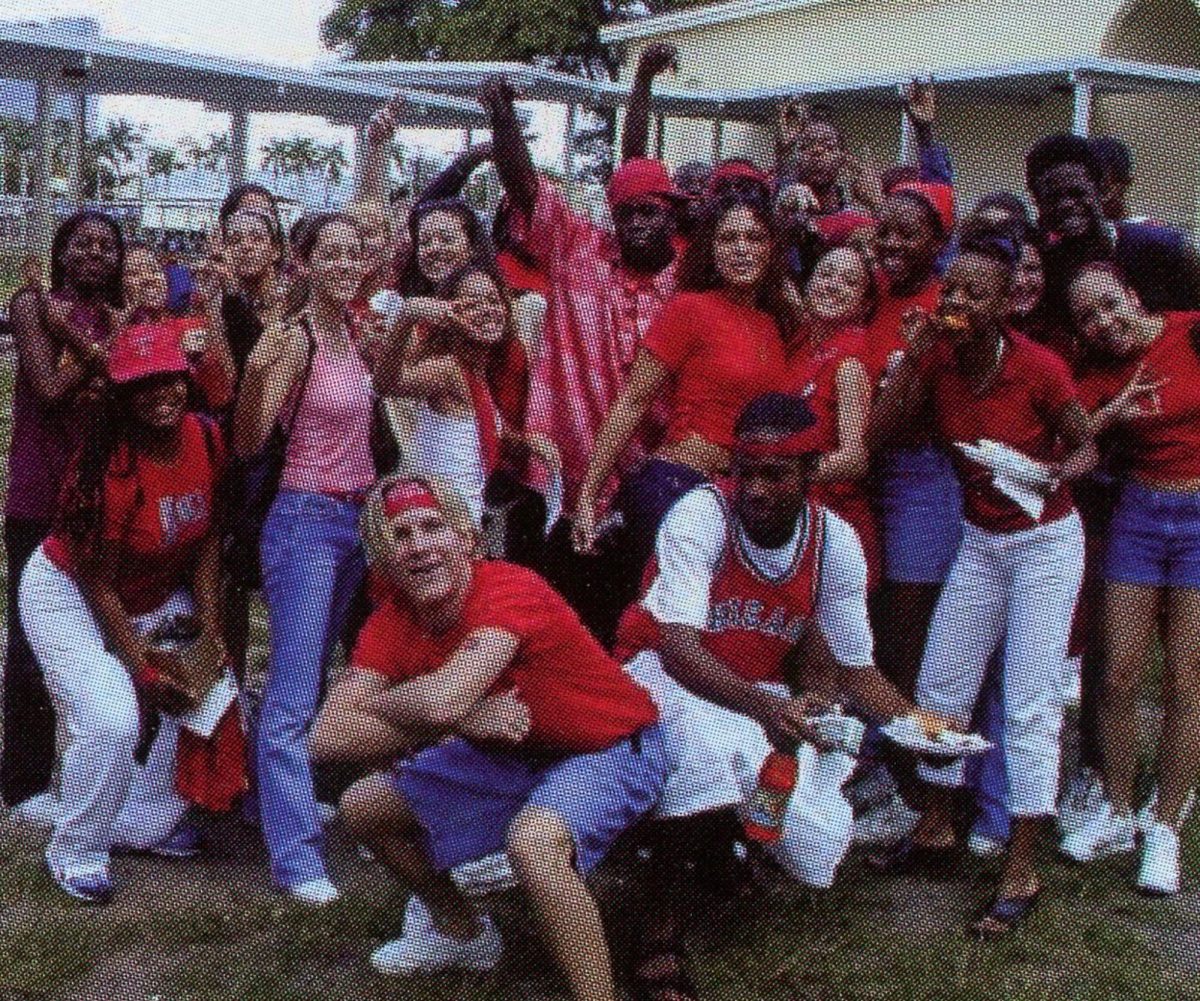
[643,488,874,668]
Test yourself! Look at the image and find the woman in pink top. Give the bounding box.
[573,191,792,574]
[233,213,377,905]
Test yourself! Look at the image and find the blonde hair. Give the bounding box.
[360,472,481,570]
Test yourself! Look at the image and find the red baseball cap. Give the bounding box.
[893,181,956,237]
[107,321,191,385]
[708,159,770,195]
[607,158,685,211]
[812,210,877,247]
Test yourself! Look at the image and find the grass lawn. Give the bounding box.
[1,354,1199,1000]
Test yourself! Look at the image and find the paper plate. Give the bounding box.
[879,717,993,759]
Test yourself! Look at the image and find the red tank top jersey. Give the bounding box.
[614,485,825,684]
[785,327,881,589]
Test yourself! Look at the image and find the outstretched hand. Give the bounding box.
[366,92,407,147]
[901,78,937,133]
[637,43,679,78]
[478,75,517,117]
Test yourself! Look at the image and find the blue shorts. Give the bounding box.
[395,725,667,875]
[1106,482,1200,589]
[874,445,964,585]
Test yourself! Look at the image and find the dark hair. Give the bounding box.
[805,243,880,325]
[1025,133,1104,192]
[221,207,283,254]
[288,214,317,252]
[219,183,283,242]
[1066,258,1135,296]
[1090,136,1134,184]
[292,212,361,263]
[50,210,125,307]
[735,391,818,441]
[971,191,1033,228]
[677,191,793,336]
[403,198,492,296]
[957,217,1023,276]
[888,189,948,240]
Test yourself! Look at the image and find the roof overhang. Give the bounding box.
[600,0,828,44]
[0,20,490,128]
[323,57,1200,124]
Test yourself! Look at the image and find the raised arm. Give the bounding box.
[621,44,679,163]
[416,143,494,206]
[358,93,406,206]
[902,78,953,183]
[230,319,309,457]
[479,75,537,219]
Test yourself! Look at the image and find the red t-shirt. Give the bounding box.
[865,276,942,383]
[641,290,787,450]
[352,561,658,753]
[43,414,225,615]
[1077,312,1200,483]
[925,331,1079,533]
[784,327,881,588]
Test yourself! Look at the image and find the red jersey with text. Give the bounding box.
[43,414,224,615]
[615,486,825,684]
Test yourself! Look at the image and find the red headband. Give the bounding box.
[383,480,440,519]
[738,427,831,459]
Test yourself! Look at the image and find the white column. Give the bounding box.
[899,108,916,165]
[1071,77,1093,137]
[229,108,249,189]
[66,88,86,206]
[31,74,54,255]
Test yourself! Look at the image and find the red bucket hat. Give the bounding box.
[893,181,956,237]
[108,321,191,385]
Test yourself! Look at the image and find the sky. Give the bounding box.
[1,0,564,175]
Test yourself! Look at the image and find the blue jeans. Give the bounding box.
[257,491,366,888]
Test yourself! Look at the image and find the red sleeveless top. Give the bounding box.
[614,484,825,684]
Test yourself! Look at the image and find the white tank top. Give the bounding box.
[410,400,486,525]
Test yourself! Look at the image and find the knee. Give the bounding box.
[340,774,414,841]
[506,808,576,880]
[1162,672,1200,717]
[1102,662,1142,704]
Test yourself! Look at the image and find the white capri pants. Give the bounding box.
[19,547,192,879]
[915,512,1084,817]
[625,651,856,888]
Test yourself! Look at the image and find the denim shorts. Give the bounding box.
[395,726,667,875]
[874,445,964,585]
[1106,481,1200,589]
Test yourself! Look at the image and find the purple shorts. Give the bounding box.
[394,725,667,875]
[1106,482,1200,589]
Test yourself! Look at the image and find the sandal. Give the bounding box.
[968,887,1042,940]
[865,837,956,876]
[631,948,700,1001]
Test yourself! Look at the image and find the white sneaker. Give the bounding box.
[851,793,919,846]
[287,878,341,907]
[371,896,503,976]
[1138,822,1181,896]
[1057,768,1106,838]
[1060,800,1136,863]
[967,832,1007,858]
[1136,788,1195,836]
[9,792,60,829]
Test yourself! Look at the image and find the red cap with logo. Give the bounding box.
[893,181,956,237]
[607,157,685,211]
[707,159,770,195]
[107,322,191,385]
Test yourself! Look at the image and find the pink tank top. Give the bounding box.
[280,333,376,496]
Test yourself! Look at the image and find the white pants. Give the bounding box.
[625,651,855,888]
[19,548,191,877]
[915,513,1084,817]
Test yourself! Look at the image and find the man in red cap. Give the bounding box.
[480,74,686,643]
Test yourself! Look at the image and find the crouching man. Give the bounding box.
[310,475,666,1001]
[613,392,954,998]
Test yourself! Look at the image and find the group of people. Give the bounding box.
[4,45,1200,1001]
